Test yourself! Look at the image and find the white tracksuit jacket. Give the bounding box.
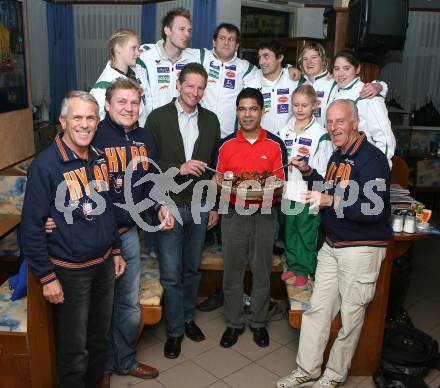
[277,117,333,202]
[194,48,256,138]
[138,40,198,116]
[328,77,396,166]
[90,61,149,126]
[245,69,298,136]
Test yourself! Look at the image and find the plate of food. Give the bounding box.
[216,171,284,201]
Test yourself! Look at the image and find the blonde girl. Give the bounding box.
[277,85,333,286]
[90,28,148,126]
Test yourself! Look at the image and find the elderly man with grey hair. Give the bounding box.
[277,99,391,388]
[20,91,125,388]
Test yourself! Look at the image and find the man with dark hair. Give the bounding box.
[139,7,198,115]
[145,63,221,359]
[277,99,391,388]
[245,40,298,135]
[213,87,287,348]
[21,91,125,387]
[195,22,256,138]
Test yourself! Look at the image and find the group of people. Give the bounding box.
[19,6,396,388]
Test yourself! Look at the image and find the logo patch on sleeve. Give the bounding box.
[223,79,236,89]
[277,104,289,114]
[209,69,219,79]
[298,137,312,146]
[158,75,170,84]
[210,61,220,70]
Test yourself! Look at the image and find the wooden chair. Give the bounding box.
[0,269,57,387]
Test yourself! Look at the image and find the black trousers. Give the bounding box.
[54,259,114,388]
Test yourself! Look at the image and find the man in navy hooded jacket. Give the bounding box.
[44,79,174,385]
[20,91,125,388]
[277,99,391,388]
[93,78,173,382]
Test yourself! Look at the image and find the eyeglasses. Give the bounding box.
[217,36,237,43]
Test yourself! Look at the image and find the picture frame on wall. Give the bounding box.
[241,6,290,38]
[0,0,28,113]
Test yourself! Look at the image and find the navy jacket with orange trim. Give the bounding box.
[20,133,121,285]
[93,114,157,229]
[304,132,392,247]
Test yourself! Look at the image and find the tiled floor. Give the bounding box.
[109,236,440,388]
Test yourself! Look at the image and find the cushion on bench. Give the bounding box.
[0,175,27,216]
[201,246,282,267]
[0,281,27,333]
[139,256,163,306]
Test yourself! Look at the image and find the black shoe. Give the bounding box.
[220,327,245,348]
[184,321,205,342]
[197,288,224,312]
[250,327,269,347]
[164,335,183,359]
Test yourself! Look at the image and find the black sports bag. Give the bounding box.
[373,325,440,388]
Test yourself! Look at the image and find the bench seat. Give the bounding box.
[137,257,163,339]
[200,245,282,270]
[0,280,27,333]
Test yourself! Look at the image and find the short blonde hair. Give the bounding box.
[291,84,318,105]
[297,42,328,74]
[105,77,143,103]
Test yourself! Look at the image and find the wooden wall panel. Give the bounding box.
[0,0,35,170]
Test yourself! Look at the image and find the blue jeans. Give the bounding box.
[157,206,208,337]
[54,259,114,388]
[106,226,140,374]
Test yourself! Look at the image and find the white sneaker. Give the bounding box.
[312,375,341,388]
[276,367,318,388]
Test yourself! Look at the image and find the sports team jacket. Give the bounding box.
[277,116,333,202]
[90,61,149,127]
[213,128,288,207]
[20,133,121,285]
[298,70,335,128]
[245,69,298,135]
[93,114,157,231]
[303,132,391,247]
[138,40,198,116]
[194,48,256,139]
[327,77,395,166]
[299,71,389,129]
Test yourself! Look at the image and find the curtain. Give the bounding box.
[191,0,217,49]
[47,3,77,123]
[381,11,440,113]
[141,4,157,43]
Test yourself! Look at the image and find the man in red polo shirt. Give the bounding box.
[213,87,287,348]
